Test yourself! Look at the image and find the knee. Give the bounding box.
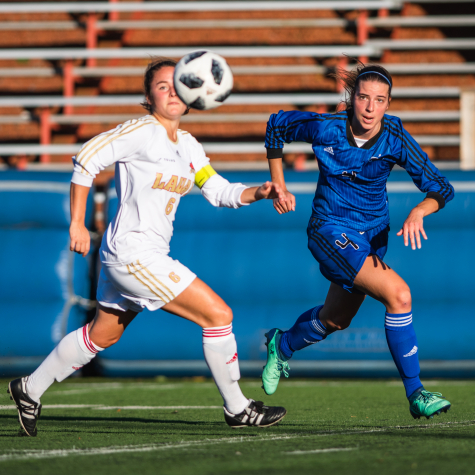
[324,317,351,332]
[88,328,122,349]
[388,286,412,313]
[320,313,354,332]
[320,301,356,331]
[90,335,120,349]
[205,304,233,328]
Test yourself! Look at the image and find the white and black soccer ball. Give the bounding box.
[174,51,233,110]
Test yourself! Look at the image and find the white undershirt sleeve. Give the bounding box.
[200,174,249,208]
[71,170,94,187]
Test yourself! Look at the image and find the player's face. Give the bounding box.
[351,80,390,135]
[147,66,188,119]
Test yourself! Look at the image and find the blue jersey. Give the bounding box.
[265,110,454,231]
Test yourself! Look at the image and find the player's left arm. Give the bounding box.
[396,197,439,250]
[240,181,286,204]
[396,125,455,250]
[196,164,286,208]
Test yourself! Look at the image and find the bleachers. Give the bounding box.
[0,0,474,169]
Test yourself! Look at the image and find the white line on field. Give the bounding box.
[0,405,221,410]
[0,434,302,462]
[287,447,357,455]
[1,420,474,462]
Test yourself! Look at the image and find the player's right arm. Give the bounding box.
[265,110,322,214]
[267,158,295,214]
[70,183,91,257]
[69,118,153,256]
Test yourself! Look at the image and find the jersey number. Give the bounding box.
[169,272,181,283]
[165,198,176,215]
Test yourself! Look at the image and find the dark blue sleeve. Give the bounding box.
[397,125,454,209]
[265,110,324,158]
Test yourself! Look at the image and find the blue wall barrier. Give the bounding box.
[0,172,94,376]
[98,170,475,378]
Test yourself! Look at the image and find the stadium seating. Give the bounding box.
[0,171,95,376]
[97,170,475,378]
[0,0,474,167]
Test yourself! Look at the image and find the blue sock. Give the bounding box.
[385,311,423,399]
[279,306,334,360]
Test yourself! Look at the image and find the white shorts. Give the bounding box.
[97,254,197,313]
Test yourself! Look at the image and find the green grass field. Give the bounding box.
[0,378,474,475]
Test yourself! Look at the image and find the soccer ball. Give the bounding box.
[174,51,233,110]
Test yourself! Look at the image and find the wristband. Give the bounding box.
[425,191,445,211]
[266,148,283,159]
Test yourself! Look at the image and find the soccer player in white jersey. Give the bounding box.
[8,58,287,436]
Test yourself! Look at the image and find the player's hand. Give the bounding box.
[256,181,286,202]
[397,209,427,250]
[273,189,295,214]
[70,221,90,257]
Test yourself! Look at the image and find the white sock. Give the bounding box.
[202,324,249,415]
[26,325,104,403]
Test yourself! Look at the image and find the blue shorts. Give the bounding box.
[307,217,389,294]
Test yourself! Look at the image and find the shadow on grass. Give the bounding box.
[0,414,242,438]
[0,413,224,426]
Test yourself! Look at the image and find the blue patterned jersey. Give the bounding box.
[265,110,454,231]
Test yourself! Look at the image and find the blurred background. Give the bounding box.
[0,0,474,379]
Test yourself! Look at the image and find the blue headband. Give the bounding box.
[357,70,392,88]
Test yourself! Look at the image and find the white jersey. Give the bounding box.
[71,115,248,266]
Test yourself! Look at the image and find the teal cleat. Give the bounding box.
[261,328,290,396]
[409,389,451,420]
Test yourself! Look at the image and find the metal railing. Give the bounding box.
[0,136,460,159]
[0,110,460,125]
[0,88,462,108]
[0,86,464,164]
[0,2,403,14]
[2,15,474,31]
[1,63,474,78]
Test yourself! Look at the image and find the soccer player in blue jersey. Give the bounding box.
[261,64,454,420]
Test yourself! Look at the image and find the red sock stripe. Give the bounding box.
[203,325,232,338]
[83,325,98,354]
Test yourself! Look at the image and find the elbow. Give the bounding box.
[202,192,223,208]
[441,186,455,208]
[426,191,446,211]
[204,197,221,208]
[267,112,278,124]
[449,185,455,203]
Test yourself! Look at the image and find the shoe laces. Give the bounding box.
[275,358,290,378]
[19,399,39,418]
[418,390,444,403]
[251,401,266,414]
